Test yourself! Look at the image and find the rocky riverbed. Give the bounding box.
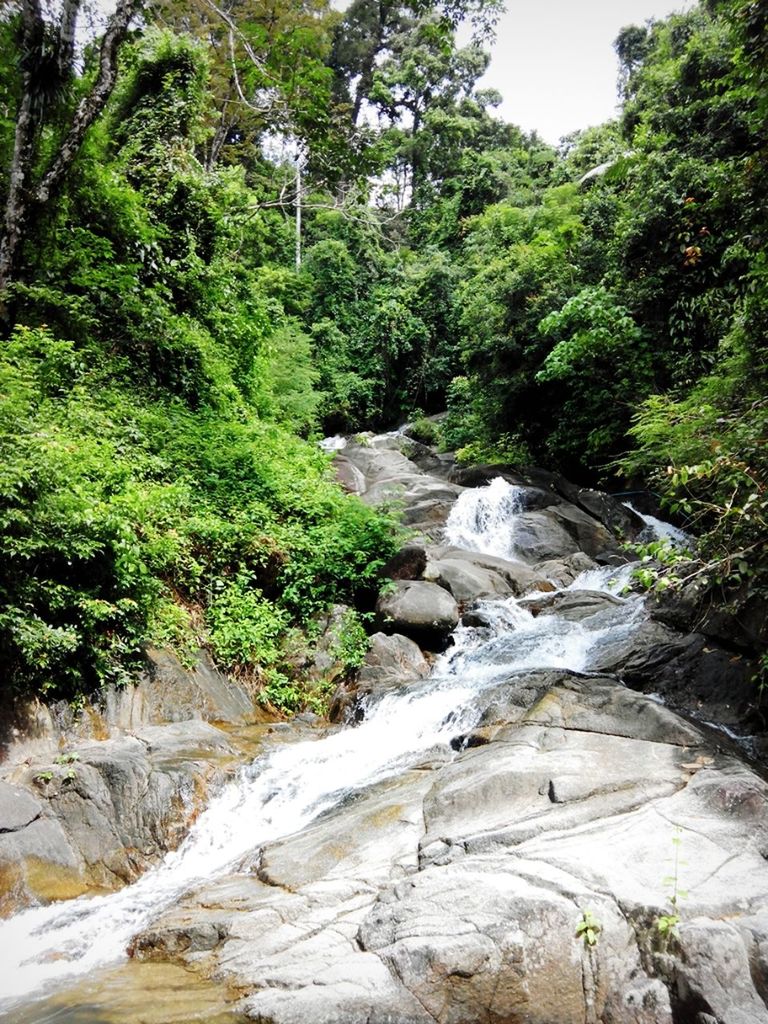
[1,433,767,1024]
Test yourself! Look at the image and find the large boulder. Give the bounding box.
[533,552,598,586]
[106,648,254,730]
[549,503,619,558]
[329,633,431,723]
[519,589,625,622]
[511,510,581,561]
[424,547,551,602]
[424,556,512,603]
[575,488,644,540]
[376,581,459,647]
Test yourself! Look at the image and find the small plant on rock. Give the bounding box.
[576,910,601,947]
[656,826,687,941]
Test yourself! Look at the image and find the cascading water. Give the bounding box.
[0,476,647,1015]
[624,501,692,549]
[443,477,524,559]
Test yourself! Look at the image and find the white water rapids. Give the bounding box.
[0,478,647,1014]
[443,476,524,559]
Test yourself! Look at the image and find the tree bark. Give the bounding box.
[0,0,44,298]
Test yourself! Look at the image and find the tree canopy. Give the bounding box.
[0,0,765,704]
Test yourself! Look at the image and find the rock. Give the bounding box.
[427,547,550,596]
[424,556,513,603]
[341,441,423,491]
[329,634,431,723]
[0,723,234,913]
[448,463,531,489]
[575,488,644,540]
[0,782,41,832]
[108,648,254,728]
[511,510,581,561]
[651,580,768,655]
[333,454,367,494]
[358,634,431,687]
[376,581,459,647]
[382,544,428,581]
[400,498,456,539]
[550,503,619,558]
[131,668,768,1024]
[519,589,624,622]
[534,552,598,585]
[673,919,768,1023]
[589,620,700,678]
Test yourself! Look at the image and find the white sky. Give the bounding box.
[476,0,697,143]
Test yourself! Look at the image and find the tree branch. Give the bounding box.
[34,0,145,206]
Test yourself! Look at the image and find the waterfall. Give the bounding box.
[443,477,525,559]
[624,502,691,549]
[0,477,645,1013]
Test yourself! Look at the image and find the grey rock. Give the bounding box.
[576,488,644,540]
[376,580,459,646]
[127,669,768,1024]
[0,782,41,832]
[590,620,702,679]
[127,648,254,726]
[427,546,552,596]
[534,551,598,585]
[0,722,233,911]
[511,510,581,561]
[550,502,619,557]
[519,589,624,622]
[424,556,513,602]
[329,633,431,722]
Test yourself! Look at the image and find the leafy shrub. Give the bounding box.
[0,325,397,703]
[406,414,439,446]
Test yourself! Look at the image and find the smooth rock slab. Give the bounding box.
[129,674,768,1024]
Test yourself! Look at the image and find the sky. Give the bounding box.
[470,0,697,143]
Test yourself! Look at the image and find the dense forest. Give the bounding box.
[0,0,765,708]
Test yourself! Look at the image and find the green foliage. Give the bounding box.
[455,433,530,467]
[575,910,601,948]
[406,414,439,446]
[656,826,687,942]
[329,609,370,670]
[3,0,767,706]
[622,336,767,596]
[208,574,288,670]
[0,321,396,703]
[0,26,411,708]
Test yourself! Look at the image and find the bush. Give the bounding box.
[0,326,397,703]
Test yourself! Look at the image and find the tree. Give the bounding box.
[0,0,144,302]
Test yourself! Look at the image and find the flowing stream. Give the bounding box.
[0,478,647,1014]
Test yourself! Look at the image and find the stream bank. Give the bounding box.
[1,432,767,1024]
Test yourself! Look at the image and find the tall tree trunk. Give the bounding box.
[0,0,43,299]
[0,0,145,303]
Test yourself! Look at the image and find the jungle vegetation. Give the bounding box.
[0,0,765,705]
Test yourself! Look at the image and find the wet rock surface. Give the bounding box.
[375,579,460,647]
[133,673,768,1024]
[0,722,235,915]
[119,435,768,1024]
[329,632,431,723]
